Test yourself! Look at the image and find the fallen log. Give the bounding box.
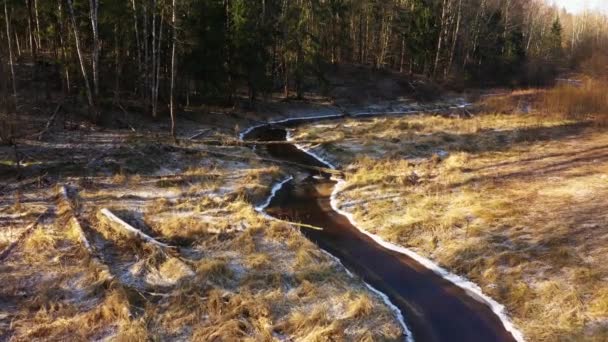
[99,208,172,249]
[268,216,323,231]
[58,185,92,252]
[188,129,210,140]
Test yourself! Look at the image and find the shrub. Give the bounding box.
[540,78,608,124]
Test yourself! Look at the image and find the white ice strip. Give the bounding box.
[285,129,525,342]
[365,282,415,342]
[255,176,294,212]
[285,130,337,169]
[330,179,526,342]
[239,113,344,140]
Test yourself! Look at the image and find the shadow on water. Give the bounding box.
[244,123,518,342]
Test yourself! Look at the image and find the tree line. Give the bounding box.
[1,0,608,135]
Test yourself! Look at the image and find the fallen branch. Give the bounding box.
[99,208,172,249]
[188,129,210,140]
[36,101,63,140]
[270,217,324,231]
[116,103,137,132]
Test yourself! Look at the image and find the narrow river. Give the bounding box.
[243,118,520,342]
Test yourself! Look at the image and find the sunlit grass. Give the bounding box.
[294,101,608,341]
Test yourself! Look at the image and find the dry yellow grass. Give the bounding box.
[294,106,608,341]
[0,128,404,341]
[541,78,608,124]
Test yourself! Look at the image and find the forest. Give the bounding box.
[1,0,607,131]
[2,1,608,342]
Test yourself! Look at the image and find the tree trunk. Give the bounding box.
[131,0,143,93]
[4,1,17,106]
[152,8,163,118]
[399,35,405,73]
[57,0,70,94]
[66,0,96,116]
[445,0,462,79]
[89,0,99,96]
[113,24,121,105]
[433,0,449,78]
[169,0,177,137]
[25,0,36,59]
[14,32,21,56]
[143,2,149,107]
[151,0,157,116]
[34,0,41,50]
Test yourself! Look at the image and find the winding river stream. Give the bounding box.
[242,116,523,342]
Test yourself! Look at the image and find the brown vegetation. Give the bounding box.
[540,78,608,124]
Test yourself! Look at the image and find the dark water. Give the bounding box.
[244,124,517,342]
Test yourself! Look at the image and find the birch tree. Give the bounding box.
[4,0,17,105]
[66,0,95,116]
[89,0,99,96]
